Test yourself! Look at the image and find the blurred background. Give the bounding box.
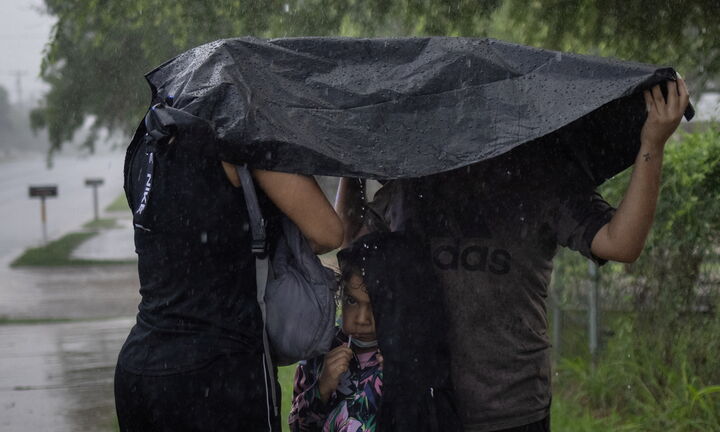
[0,1,718,431]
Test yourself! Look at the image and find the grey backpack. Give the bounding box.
[236,165,337,413]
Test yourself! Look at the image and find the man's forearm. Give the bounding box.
[592,139,664,262]
[590,78,688,263]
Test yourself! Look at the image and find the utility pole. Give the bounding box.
[14,70,23,103]
[0,70,28,103]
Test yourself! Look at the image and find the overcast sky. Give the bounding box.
[0,0,55,104]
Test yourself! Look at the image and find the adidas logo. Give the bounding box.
[431,243,511,274]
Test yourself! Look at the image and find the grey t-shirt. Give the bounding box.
[365,162,614,431]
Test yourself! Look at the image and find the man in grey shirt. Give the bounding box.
[334,79,689,431]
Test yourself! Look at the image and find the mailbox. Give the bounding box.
[28,184,58,244]
[29,185,58,198]
[85,178,104,187]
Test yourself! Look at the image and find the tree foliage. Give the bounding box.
[33,0,719,153]
[500,0,720,91]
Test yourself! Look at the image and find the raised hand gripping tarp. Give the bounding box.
[142,36,693,184]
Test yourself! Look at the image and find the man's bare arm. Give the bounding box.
[591,78,690,262]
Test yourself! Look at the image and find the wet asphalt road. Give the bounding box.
[0,318,134,432]
[0,264,139,321]
[0,152,139,432]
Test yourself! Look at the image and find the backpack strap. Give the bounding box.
[235,164,279,425]
[236,164,267,256]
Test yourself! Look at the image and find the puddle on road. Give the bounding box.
[0,318,134,432]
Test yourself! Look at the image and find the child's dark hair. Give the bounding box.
[336,241,369,293]
[340,263,363,287]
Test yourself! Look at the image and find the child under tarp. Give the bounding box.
[289,232,461,432]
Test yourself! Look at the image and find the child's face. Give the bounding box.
[341,274,376,342]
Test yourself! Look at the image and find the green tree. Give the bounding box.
[499,0,720,92]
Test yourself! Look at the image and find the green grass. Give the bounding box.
[550,313,720,431]
[12,232,97,266]
[551,396,627,431]
[105,193,130,213]
[0,316,81,325]
[11,231,134,267]
[82,218,120,229]
[279,365,296,431]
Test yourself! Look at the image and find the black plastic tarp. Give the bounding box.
[143,36,693,183]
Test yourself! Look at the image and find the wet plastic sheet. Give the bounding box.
[144,37,693,183]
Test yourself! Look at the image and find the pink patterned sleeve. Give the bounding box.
[288,358,334,432]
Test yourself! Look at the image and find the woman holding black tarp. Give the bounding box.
[113,107,343,432]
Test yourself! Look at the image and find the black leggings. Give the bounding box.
[114,353,280,432]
